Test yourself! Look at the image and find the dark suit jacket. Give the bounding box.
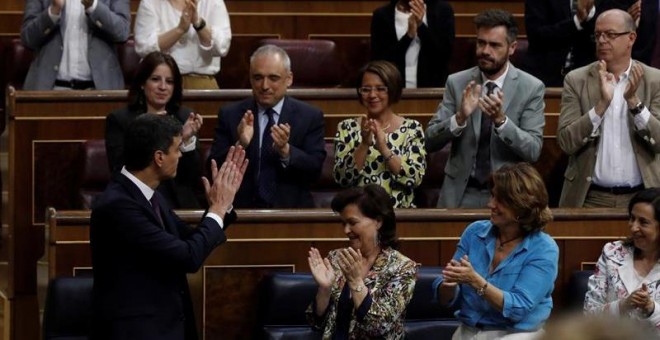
[20,0,130,89]
[370,0,455,87]
[525,0,597,87]
[90,173,236,340]
[600,0,658,65]
[105,106,203,208]
[208,96,326,208]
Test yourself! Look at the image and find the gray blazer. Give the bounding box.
[20,0,130,90]
[425,64,546,208]
[557,61,660,207]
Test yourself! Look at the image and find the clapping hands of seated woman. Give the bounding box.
[182,112,203,144]
[308,247,336,290]
[622,283,655,316]
[442,255,480,287]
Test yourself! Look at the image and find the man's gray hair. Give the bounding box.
[250,45,291,72]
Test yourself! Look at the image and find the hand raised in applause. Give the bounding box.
[237,110,254,148]
[406,0,425,38]
[186,0,199,28]
[456,81,481,126]
[442,255,480,287]
[364,118,389,153]
[271,123,291,158]
[624,62,644,109]
[623,283,655,315]
[337,247,365,290]
[202,146,248,217]
[628,0,641,28]
[479,90,505,124]
[51,0,65,15]
[308,247,336,290]
[595,60,615,116]
[576,0,594,22]
[359,117,375,147]
[182,112,203,145]
[177,3,194,33]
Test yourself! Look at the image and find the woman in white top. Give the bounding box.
[135,0,231,89]
[584,188,660,333]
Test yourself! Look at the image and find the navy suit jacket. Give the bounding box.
[208,96,326,208]
[525,0,597,87]
[90,173,235,340]
[370,0,455,87]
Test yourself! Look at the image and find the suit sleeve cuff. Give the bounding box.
[206,212,224,229]
[85,0,99,14]
[180,135,197,152]
[48,6,61,22]
[450,115,466,136]
[633,107,651,129]
[588,108,603,135]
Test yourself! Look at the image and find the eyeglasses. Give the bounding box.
[359,86,388,95]
[593,31,631,41]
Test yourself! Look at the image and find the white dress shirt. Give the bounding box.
[49,0,98,82]
[394,6,427,88]
[135,0,232,76]
[588,61,649,187]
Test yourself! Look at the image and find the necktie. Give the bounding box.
[150,194,164,227]
[474,82,497,185]
[257,108,277,205]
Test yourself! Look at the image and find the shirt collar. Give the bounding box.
[258,97,285,117]
[121,166,155,202]
[481,62,509,90]
[478,221,532,252]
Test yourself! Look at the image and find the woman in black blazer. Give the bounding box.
[370,0,455,88]
[106,51,204,208]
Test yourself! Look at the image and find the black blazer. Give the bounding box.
[525,0,598,87]
[370,0,455,88]
[90,173,236,340]
[208,96,326,208]
[105,106,203,208]
[600,0,658,65]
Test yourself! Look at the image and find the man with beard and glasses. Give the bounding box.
[557,9,660,208]
[425,9,545,208]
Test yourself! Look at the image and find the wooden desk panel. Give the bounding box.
[47,208,627,339]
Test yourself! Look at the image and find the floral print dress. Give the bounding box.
[306,247,417,339]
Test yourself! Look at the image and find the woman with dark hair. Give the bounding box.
[306,184,417,338]
[334,60,426,208]
[435,163,559,339]
[584,188,660,333]
[105,51,204,208]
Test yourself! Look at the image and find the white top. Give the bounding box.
[49,0,98,82]
[588,61,649,187]
[135,0,232,75]
[393,6,426,88]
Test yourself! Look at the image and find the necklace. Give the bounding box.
[498,235,522,251]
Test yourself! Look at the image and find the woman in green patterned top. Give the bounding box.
[334,60,426,208]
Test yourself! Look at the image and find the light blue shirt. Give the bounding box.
[433,220,559,331]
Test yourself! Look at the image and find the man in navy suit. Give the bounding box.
[90,114,247,340]
[208,45,327,208]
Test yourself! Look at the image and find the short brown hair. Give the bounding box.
[488,163,552,233]
[355,60,403,105]
[474,9,518,44]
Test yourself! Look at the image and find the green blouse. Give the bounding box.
[333,117,427,208]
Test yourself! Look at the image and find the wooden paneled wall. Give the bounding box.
[0,1,526,37]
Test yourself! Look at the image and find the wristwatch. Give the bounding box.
[193,18,207,32]
[630,102,644,116]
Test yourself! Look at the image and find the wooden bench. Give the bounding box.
[47,207,628,339]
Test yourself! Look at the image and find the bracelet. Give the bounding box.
[193,18,206,31]
[476,282,488,296]
[384,152,395,162]
[350,283,364,293]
